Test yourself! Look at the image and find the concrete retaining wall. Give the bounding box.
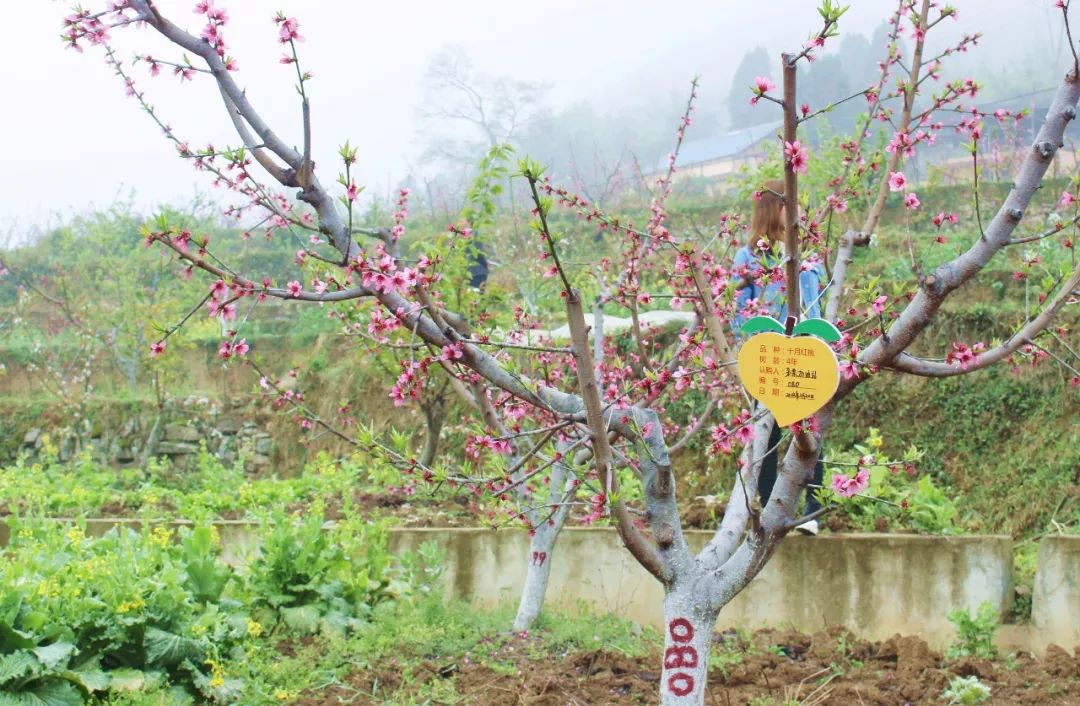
[5,519,1078,652]
[390,528,1015,650]
[1033,536,1080,650]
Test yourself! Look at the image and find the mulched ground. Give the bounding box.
[295,626,1080,705]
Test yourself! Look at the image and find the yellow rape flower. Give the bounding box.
[35,580,59,598]
[150,525,172,549]
[116,597,145,614]
[246,619,263,637]
[206,659,226,689]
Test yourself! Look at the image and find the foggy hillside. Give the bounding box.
[2,0,1073,240]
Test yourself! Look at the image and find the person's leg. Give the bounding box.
[757,421,782,505]
[802,454,826,515]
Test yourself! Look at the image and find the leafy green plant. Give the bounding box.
[0,520,248,705]
[819,428,962,534]
[0,513,437,704]
[941,675,992,704]
[0,450,372,523]
[836,364,1078,538]
[708,633,749,679]
[246,510,398,636]
[1010,543,1038,621]
[907,474,960,533]
[946,602,999,660]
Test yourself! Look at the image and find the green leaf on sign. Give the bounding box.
[739,316,785,336]
[791,318,842,342]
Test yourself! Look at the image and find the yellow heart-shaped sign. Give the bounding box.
[736,331,840,427]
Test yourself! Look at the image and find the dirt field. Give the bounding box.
[295,626,1080,705]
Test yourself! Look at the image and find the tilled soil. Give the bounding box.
[295,626,1080,705]
[290,490,476,525]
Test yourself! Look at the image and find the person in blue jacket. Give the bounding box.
[732,179,825,535]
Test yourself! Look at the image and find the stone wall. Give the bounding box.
[13,397,276,471]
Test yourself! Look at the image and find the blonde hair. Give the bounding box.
[750,179,785,247]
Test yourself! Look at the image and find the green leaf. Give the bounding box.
[0,626,36,654]
[60,662,109,693]
[153,686,195,706]
[143,629,202,669]
[29,645,73,672]
[181,530,230,604]
[791,318,842,342]
[0,680,84,706]
[739,316,785,336]
[0,594,22,626]
[184,558,229,604]
[319,611,351,638]
[280,605,321,634]
[104,669,146,693]
[17,615,46,635]
[0,653,41,686]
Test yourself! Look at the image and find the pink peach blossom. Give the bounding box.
[831,469,870,498]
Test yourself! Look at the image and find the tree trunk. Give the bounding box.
[511,444,577,632]
[139,408,164,468]
[659,586,718,706]
[419,396,445,467]
[512,521,560,631]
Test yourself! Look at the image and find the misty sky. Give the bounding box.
[2,0,1071,240]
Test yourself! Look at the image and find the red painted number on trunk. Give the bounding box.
[664,644,698,669]
[531,551,547,566]
[665,618,698,697]
[667,672,695,697]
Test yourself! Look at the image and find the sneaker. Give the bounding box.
[795,519,819,536]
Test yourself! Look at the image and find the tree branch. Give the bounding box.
[566,290,668,582]
[851,70,1080,382]
[888,263,1080,377]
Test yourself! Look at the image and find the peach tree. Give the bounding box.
[61,1,1080,703]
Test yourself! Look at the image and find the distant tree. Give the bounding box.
[418,46,550,168]
[837,31,876,90]
[517,102,638,207]
[0,208,215,459]
[729,47,773,128]
[801,54,854,136]
[872,19,909,76]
